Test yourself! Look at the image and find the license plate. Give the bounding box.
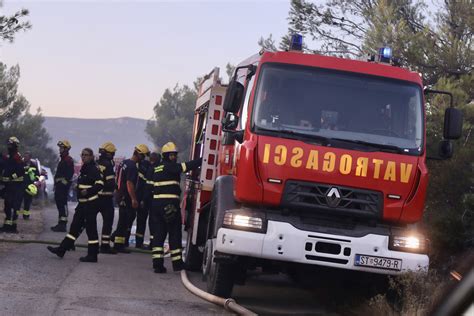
[355,254,402,271]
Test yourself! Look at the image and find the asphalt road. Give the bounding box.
[0,203,368,315]
[0,203,224,315]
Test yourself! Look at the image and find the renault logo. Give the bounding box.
[326,187,341,208]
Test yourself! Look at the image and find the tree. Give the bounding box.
[0,0,31,42]
[146,85,197,160]
[0,62,56,167]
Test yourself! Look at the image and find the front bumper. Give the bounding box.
[215,220,428,275]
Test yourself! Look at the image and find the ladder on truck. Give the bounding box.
[183,67,227,246]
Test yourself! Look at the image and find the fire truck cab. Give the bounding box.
[183,40,463,297]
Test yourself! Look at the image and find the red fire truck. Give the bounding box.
[182,37,463,297]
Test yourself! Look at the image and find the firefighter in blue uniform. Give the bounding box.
[97,142,118,254]
[113,144,149,252]
[47,147,104,262]
[1,137,25,233]
[51,140,74,232]
[19,152,40,220]
[150,142,201,273]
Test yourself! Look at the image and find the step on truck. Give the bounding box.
[182,36,463,297]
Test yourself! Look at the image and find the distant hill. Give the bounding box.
[43,116,154,161]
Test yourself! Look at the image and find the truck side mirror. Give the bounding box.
[222,112,239,131]
[438,140,453,159]
[223,80,244,113]
[444,107,463,140]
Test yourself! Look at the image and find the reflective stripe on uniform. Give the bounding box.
[60,216,68,222]
[152,247,163,252]
[66,234,76,241]
[154,180,180,187]
[114,236,125,244]
[138,172,146,180]
[95,180,104,185]
[88,240,99,244]
[105,175,115,180]
[23,210,31,215]
[170,248,182,254]
[171,255,182,261]
[102,240,110,244]
[102,235,110,238]
[78,195,99,202]
[135,233,144,238]
[4,220,13,225]
[146,180,154,185]
[153,194,180,199]
[181,162,187,172]
[152,254,164,259]
[154,166,164,172]
[11,177,24,182]
[78,184,92,189]
[98,191,114,196]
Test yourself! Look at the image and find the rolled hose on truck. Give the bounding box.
[0,238,256,316]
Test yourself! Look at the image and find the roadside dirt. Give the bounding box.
[0,201,45,255]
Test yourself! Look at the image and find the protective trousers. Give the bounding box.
[20,192,33,218]
[60,200,99,258]
[135,205,149,246]
[3,184,23,229]
[113,204,134,250]
[151,200,183,270]
[98,196,114,247]
[54,184,70,223]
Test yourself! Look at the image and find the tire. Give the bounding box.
[184,227,203,271]
[206,244,235,298]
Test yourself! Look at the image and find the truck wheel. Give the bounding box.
[206,243,235,297]
[184,228,202,271]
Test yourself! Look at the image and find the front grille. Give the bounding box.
[282,181,383,219]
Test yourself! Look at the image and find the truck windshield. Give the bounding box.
[252,63,424,155]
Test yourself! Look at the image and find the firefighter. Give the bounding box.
[150,142,201,273]
[47,148,104,262]
[144,152,161,249]
[97,142,117,254]
[18,152,40,220]
[113,144,149,253]
[1,137,25,233]
[133,152,152,248]
[51,140,74,232]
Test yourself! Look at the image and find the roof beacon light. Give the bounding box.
[378,47,392,63]
[290,34,303,51]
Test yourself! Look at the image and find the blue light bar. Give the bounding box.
[379,47,392,59]
[290,34,303,51]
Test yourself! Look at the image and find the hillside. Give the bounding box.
[43,116,154,161]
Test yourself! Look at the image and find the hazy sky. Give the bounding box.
[1,0,290,119]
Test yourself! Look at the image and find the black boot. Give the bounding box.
[154,266,167,274]
[113,244,131,254]
[100,244,117,254]
[51,222,67,232]
[172,259,185,272]
[80,243,98,262]
[47,246,66,258]
[135,236,144,249]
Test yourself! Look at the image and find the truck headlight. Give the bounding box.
[389,235,428,254]
[223,210,266,233]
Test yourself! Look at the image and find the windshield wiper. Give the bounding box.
[257,127,330,145]
[330,138,404,154]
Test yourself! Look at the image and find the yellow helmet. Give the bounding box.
[161,142,178,154]
[135,144,150,155]
[99,142,117,153]
[57,140,71,149]
[7,136,20,146]
[26,184,38,196]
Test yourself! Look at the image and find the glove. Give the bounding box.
[164,204,178,223]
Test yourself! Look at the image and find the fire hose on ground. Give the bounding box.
[0,238,256,316]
